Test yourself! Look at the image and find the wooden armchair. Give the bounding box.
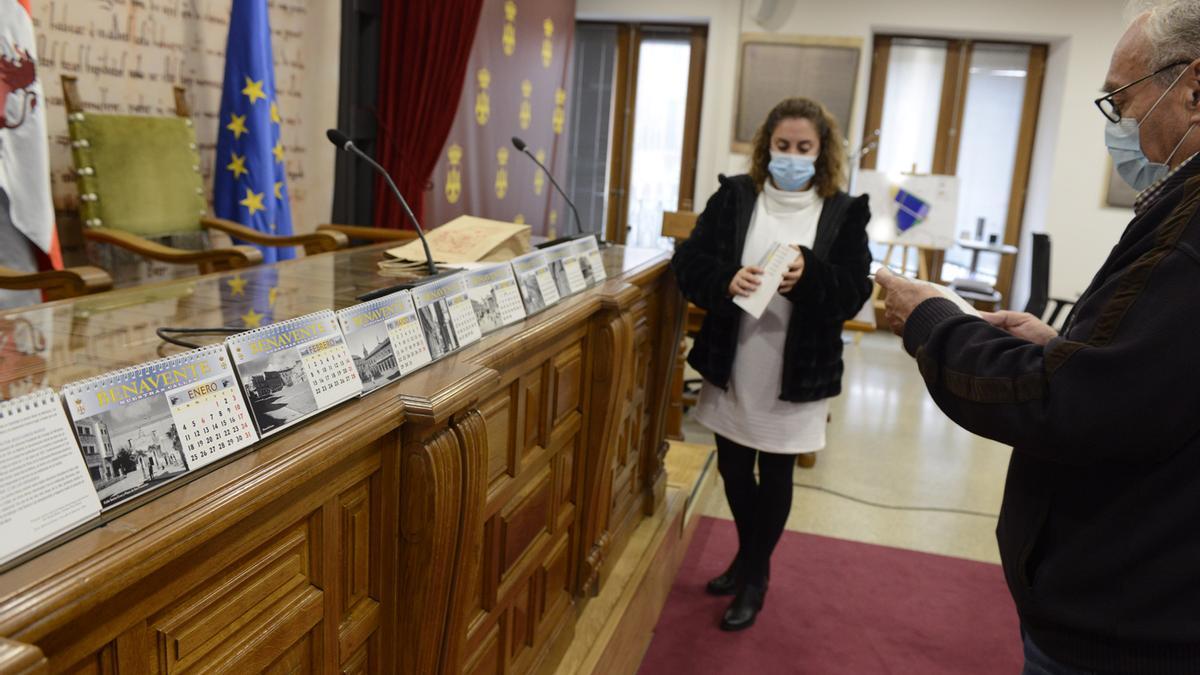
[61,75,346,276]
[317,223,419,246]
[0,263,112,301]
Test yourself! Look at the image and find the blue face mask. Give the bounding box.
[1105,67,1195,192]
[768,152,816,191]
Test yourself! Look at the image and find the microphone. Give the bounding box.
[327,128,437,277]
[510,136,597,248]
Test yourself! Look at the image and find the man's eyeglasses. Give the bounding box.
[1095,61,1190,123]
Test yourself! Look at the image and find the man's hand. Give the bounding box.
[876,267,942,336]
[778,245,805,294]
[981,310,1058,346]
[728,265,764,297]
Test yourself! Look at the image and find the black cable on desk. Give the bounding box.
[156,326,246,350]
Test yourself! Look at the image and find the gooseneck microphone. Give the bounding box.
[326,128,437,276]
[511,136,595,246]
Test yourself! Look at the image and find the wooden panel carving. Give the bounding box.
[551,344,583,428]
[339,481,372,618]
[150,520,324,673]
[464,623,501,675]
[339,632,377,675]
[499,467,552,577]
[520,370,544,457]
[480,390,515,487]
[577,293,636,596]
[261,628,320,675]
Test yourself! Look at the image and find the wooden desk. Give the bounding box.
[0,243,684,675]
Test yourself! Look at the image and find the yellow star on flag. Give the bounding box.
[227,274,247,297]
[240,187,265,216]
[242,76,267,105]
[226,153,248,179]
[268,287,278,307]
[273,141,284,163]
[241,308,264,328]
[271,101,281,124]
[226,113,248,139]
[274,181,284,199]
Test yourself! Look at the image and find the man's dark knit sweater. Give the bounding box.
[902,157,1200,674]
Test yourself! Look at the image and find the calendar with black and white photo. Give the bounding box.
[411,274,483,360]
[337,290,433,394]
[463,263,527,334]
[226,310,361,437]
[511,249,561,315]
[543,241,588,298]
[572,237,607,286]
[60,344,259,509]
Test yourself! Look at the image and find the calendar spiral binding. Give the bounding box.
[0,389,60,419]
[60,343,229,401]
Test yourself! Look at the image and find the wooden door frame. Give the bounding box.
[604,24,707,244]
[859,35,1047,299]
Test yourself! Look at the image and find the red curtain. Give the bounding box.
[374,0,486,228]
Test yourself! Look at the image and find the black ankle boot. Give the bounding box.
[705,559,739,596]
[719,582,766,631]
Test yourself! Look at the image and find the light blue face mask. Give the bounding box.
[768,152,816,191]
[1105,67,1195,192]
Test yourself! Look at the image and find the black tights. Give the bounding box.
[716,434,795,586]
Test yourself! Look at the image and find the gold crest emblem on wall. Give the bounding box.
[552,87,566,134]
[475,68,491,126]
[533,149,546,195]
[519,79,533,130]
[495,146,510,199]
[542,19,554,68]
[514,213,526,224]
[503,1,517,56]
[445,144,463,204]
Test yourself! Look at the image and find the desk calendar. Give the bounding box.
[572,237,607,286]
[463,263,527,334]
[544,242,588,297]
[61,345,259,509]
[0,390,101,566]
[337,290,434,395]
[511,250,561,315]
[411,274,483,361]
[227,310,361,437]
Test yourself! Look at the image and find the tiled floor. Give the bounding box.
[685,330,1010,564]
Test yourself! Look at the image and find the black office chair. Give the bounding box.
[1023,233,1076,330]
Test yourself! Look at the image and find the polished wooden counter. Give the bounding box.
[0,243,684,674]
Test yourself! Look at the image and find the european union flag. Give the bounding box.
[213,0,294,263]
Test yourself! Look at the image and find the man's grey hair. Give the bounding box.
[1129,0,1200,83]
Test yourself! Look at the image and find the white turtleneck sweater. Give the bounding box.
[693,180,829,454]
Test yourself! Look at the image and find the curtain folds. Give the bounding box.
[374,0,486,228]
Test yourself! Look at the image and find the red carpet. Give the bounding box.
[639,517,1021,675]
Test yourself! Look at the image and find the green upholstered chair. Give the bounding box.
[61,75,346,277]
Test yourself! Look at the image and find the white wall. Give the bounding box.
[577,0,1134,302]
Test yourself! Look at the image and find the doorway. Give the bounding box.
[567,22,706,247]
[860,35,1047,304]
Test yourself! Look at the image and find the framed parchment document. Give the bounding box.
[733,34,863,154]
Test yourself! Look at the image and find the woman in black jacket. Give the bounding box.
[672,97,871,631]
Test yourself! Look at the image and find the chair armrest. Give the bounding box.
[201,217,347,255]
[317,223,419,243]
[0,264,113,300]
[84,226,262,274]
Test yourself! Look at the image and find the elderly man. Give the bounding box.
[878,3,1200,673]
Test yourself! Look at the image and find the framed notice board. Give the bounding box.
[733,34,863,154]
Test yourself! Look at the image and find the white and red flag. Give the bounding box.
[1,0,62,270]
